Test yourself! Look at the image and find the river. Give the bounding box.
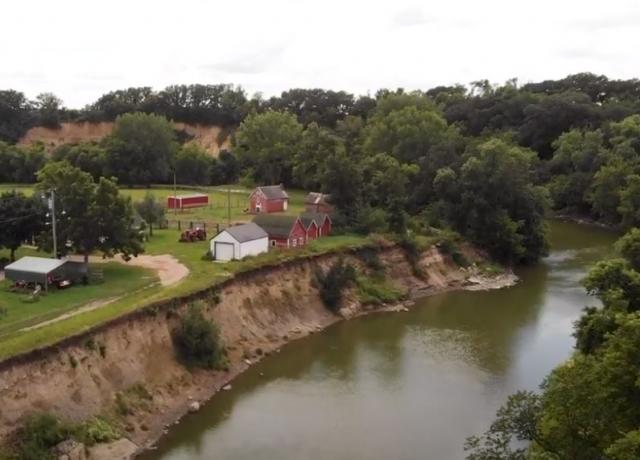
[141,220,615,460]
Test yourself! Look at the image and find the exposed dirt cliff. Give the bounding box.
[19,122,231,156]
[0,244,513,458]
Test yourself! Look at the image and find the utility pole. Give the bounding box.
[49,190,58,258]
[227,187,231,227]
[173,170,178,216]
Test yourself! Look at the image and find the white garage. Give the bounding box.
[210,222,269,261]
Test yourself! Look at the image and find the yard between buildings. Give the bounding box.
[0,184,308,227]
[0,262,157,344]
[0,221,373,360]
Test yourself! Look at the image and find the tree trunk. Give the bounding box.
[10,247,16,262]
[84,253,89,265]
[149,223,153,237]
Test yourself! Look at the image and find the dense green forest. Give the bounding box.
[2,73,640,264]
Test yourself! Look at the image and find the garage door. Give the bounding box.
[215,242,235,261]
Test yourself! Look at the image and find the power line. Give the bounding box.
[0,213,42,225]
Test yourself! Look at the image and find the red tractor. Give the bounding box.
[179,227,207,243]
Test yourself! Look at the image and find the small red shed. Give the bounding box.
[253,214,307,248]
[300,212,332,239]
[250,185,289,213]
[168,193,209,210]
[304,193,333,214]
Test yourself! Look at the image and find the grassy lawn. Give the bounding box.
[0,246,45,262]
[0,183,374,361]
[0,228,373,361]
[0,184,308,225]
[0,263,157,339]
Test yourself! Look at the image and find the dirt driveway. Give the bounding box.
[90,254,189,286]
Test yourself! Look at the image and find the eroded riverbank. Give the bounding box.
[140,220,615,460]
[0,242,504,459]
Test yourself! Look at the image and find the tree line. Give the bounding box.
[3,72,640,264]
[0,85,377,144]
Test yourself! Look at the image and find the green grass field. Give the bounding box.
[0,181,373,360]
[0,263,157,339]
[0,184,308,225]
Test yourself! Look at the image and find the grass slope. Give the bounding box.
[0,229,372,361]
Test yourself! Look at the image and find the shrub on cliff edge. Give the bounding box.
[172,303,225,369]
[13,413,68,460]
[314,258,356,313]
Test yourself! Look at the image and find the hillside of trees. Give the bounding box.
[3,73,640,264]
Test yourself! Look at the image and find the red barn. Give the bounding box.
[302,218,319,241]
[253,214,307,248]
[300,212,332,239]
[249,185,289,213]
[304,193,333,214]
[168,193,209,210]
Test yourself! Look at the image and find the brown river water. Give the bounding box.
[140,220,615,460]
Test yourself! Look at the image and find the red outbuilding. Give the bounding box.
[300,212,332,240]
[168,193,209,210]
[252,214,307,248]
[249,185,289,213]
[304,192,334,214]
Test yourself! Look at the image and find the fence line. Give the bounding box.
[163,220,230,234]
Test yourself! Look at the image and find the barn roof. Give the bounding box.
[222,222,268,243]
[4,256,66,275]
[256,185,289,200]
[252,214,300,238]
[299,212,330,229]
[169,193,208,199]
[304,192,331,205]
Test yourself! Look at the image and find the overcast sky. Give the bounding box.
[2,0,640,108]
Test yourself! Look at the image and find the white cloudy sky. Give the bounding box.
[2,0,640,108]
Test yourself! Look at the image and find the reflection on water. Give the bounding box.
[141,220,616,460]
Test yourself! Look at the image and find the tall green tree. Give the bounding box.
[36,161,142,262]
[437,139,549,263]
[292,122,345,190]
[0,192,44,261]
[0,90,33,143]
[51,142,107,181]
[105,112,177,185]
[134,192,166,236]
[174,144,211,185]
[34,92,63,128]
[363,103,454,164]
[232,111,303,185]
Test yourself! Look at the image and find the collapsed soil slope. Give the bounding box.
[0,244,508,457]
[19,121,231,156]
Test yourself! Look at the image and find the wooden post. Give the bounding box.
[178,220,181,231]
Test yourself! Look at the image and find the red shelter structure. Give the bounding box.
[249,185,289,213]
[167,193,209,210]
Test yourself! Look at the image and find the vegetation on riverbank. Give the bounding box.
[172,303,226,370]
[466,228,640,459]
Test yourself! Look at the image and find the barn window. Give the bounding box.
[270,240,276,247]
[292,238,297,247]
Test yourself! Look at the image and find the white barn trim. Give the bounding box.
[209,223,269,261]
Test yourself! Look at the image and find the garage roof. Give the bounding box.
[224,222,268,243]
[4,256,66,275]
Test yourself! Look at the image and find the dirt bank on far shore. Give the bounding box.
[0,244,515,459]
[19,121,231,157]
